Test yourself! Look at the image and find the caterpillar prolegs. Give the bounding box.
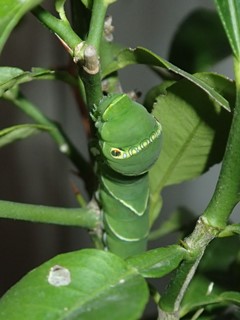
[93,93,162,258]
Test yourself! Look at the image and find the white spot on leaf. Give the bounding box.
[47,265,71,287]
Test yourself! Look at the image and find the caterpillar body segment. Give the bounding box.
[93,93,162,258]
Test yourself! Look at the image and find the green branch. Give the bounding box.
[77,0,111,110]
[203,57,240,228]
[158,57,240,319]
[32,5,82,55]
[158,58,240,318]
[86,0,108,54]
[0,200,100,229]
[158,218,217,318]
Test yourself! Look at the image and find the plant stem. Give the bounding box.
[78,0,110,110]
[32,5,82,55]
[158,218,217,318]
[6,93,95,195]
[203,57,240,228]
[158,58,240,318]
[86,0,108,54]
[0,200,100,229]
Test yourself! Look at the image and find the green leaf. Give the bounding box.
[103,46,231,111]
[0,67,23,96]
[126,245,187,278]
[215,0,240,58]
[0,67,64,97]
[149,73,234,198]
[0,0,43,54]
[180,274,222,317]
[180,274,240,317]
[0,124,51,148]
[220,291,240,305]
[219,223,240,237]
[168,9,231,72]
[0,249,149,320]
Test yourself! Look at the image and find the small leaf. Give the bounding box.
[149,73,234,196]
[180,275,223,317]
[0,124,51,148]
[0,67,58,97]
[215,0,240,58]
[0,249,149,320]
[0,0,43,53]
[181,274,240,317]
[103,47,231,111]
[219,223,240,237]
[126,245,187,278]
[0,67,24,96]
[220,291,240,304]
[168,9,231,73]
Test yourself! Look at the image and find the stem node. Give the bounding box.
[83,45,100,75]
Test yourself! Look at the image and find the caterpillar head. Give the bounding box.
[96,94,162,176]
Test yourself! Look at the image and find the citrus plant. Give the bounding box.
[0,1,240,319]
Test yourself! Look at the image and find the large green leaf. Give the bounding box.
[0,249,148,320]
[149,73,234,198]
[0,124,52,148]
[215,0,240,58]
[168,9,231,73]
[126,245,187,278]
[0,0,43,54]
[103,46,231,111]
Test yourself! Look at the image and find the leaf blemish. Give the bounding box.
[47,265,71,287]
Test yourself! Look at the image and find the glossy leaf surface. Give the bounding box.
[0,0,42,53]
[0,249,148,320]
[126,245,187,278]
[149,73,234,199]
[103,46,231,111]
[215,0,240,58]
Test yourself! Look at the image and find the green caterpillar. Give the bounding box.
[93,93,162,258]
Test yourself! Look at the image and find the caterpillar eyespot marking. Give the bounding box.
[111,148,125,158]
[110,121,162,160]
